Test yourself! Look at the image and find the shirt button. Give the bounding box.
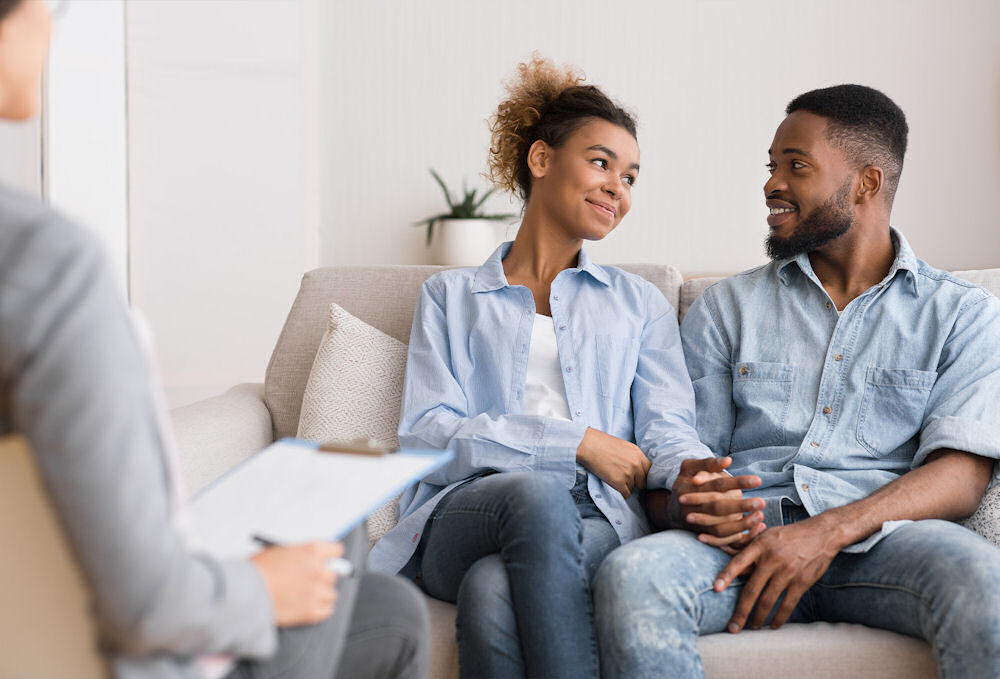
[826,302,832,309]
[575,409,582,416]
[739,366,749,376]
[553,295,560,301]
[801,484,809,492]
[615,519,622,525]
[810,441,820,447]
[822,406,832,415]
[834,353,843,362]
[566,366,573,373]
[595,493,602,499]
[559,325,566,330]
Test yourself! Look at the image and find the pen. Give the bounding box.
[252,534,356,577]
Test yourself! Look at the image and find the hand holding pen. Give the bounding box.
[249,535,354,627]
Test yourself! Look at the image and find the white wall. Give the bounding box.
[45,0,129,290]
[126,0,319,406]
[318,0,1000,273]
[0,117,40,196]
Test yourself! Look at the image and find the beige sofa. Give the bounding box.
[172,263,1000,679]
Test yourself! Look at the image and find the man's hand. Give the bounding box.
[672,457,765,548]
[251,542,344,627]
[576,427,651,499]
[714,514,848,632]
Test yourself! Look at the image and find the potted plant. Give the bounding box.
[417,169,516,265]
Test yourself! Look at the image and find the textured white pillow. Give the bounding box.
[296,303,408,548]
[962,482,1000,548]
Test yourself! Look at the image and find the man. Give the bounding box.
[0,1,428,677]
[594,84,1000,679]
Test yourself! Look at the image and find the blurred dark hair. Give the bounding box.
[787,84,908,203]
[0,0,21,21]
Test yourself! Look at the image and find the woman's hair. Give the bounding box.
[487,55,637,201]
[0,0,20,21]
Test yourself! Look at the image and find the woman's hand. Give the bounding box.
[576,427,651,499]
[672,457,765,549]
[251,541,344,627]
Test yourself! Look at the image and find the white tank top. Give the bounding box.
[522,313,572,420]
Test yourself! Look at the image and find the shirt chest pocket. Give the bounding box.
[596,335,640,412]
[730,361,795,452]
[856,366,937,458]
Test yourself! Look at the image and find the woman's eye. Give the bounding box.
[622,175,635,186]
[591,158,608,169]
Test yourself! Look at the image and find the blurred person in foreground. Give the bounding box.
[0,1,429,677]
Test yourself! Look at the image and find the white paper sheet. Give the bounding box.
[187,438,451,558]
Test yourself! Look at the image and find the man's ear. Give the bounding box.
[526,139,552,180]
[856,166,884,204]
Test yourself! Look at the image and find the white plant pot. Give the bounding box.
[429,218,504,266]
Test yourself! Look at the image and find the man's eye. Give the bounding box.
[591,158,608,169]
[791,160,806,170]
[765,163,776,174]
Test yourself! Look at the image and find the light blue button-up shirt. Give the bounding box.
[681,228,1000,552]
[369,242,712,575]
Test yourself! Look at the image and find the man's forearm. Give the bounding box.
[819,449,993,549]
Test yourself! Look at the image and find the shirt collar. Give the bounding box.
[471,241,611,293]
[776,227,920,296]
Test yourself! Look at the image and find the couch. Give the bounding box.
[171,263,1000,679]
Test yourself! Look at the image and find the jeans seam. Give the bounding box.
[814,580,928,606]
[431,507,503,522]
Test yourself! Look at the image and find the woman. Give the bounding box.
[0,2,427,678]
[369,57,763,678]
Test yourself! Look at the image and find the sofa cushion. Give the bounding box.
[266,263,682,440]
[296,303,408,547]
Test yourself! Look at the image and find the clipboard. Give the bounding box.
[187,438,452,558]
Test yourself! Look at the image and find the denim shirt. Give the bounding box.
[369,242,712,575]
[681,228,1000,552]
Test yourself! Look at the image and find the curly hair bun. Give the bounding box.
[487,53,635,201]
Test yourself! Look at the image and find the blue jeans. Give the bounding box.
[594,503,1000,679]
[419,471,620,679]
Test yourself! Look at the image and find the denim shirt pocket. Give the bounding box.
[596,335,640,413]
[730,361,795,451]
[856,366,937,458]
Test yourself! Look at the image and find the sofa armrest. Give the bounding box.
[171,383,274,498]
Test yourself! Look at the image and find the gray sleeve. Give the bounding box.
[0,205,277,659]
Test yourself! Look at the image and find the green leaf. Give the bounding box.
[429,169,455,211]
[472,186,497,214]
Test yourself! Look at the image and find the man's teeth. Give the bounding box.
[769,207,796,215]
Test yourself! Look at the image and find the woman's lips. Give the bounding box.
[587,199,615,219]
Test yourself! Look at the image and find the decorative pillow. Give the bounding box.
[962,482,1000,548]
[296,303,408,548]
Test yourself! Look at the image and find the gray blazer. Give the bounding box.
[0,183,275,677]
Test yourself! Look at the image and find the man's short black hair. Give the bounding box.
[786,84,908,203]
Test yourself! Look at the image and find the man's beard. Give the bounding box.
[765,180,854,260]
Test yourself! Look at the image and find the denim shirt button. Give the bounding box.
[575,409,582,416]
[615,519,622,525]
[559,325,566,330]
[595,493,602,499]
[826,301,832,309]
[810,441,820,447]
[553,295,560,301]
[834,353,843,362]
[801,484,809,492]
[566,366,573,373]
[822,406,832,414]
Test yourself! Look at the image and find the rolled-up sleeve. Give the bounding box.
[635,284,713,491]
[915,291,1000,480]
[399,279,586,487]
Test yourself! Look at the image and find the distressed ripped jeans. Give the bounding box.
[420,471,620,679]
[594,504,1000,679]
